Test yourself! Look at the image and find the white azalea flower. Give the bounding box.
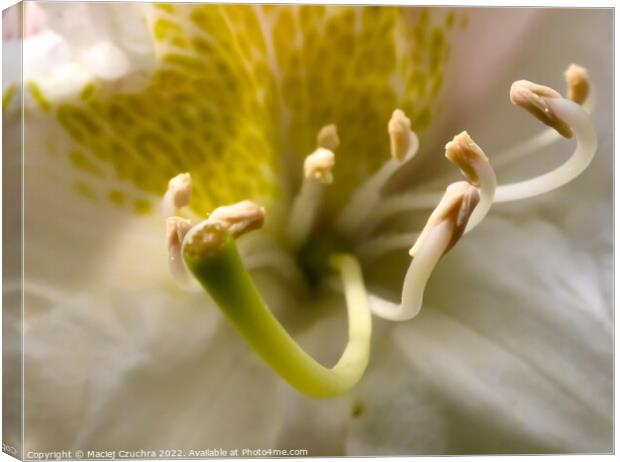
[4,3,611,455]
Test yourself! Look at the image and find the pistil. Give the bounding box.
[182,202,372,398]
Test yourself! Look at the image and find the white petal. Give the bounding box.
[40,2,154,77]
[80,42,131,81]
[391,308,610,453]
[416,216,612,452]
[23,286,284,451]
[346,324,450,455]
[350,210,611,454]
[429,8,544,143]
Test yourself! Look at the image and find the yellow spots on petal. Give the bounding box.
[74,181,97,200]
[48,4,281,216]
[273,9,297,70]
[170,36,189,49]
[133,198,153,214]
[80,82,96,102]
[431,73,444,97]
[57,104,102,144]
[410,106,432,131]
[153,18,182,41]
[154,3,175,14]
[108,189,125,206]
[68,150,102,176]
[50,5,456,217]
[266,5,455,208]
[261,5,278,14]
[429,26,448,73]
[190,36,214,55]
[445,11,455,29]
[27,81,50,111]
[163,53,207,72]
[460,14,469,29]
[3,84,16,112]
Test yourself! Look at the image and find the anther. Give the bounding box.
[167,172,192,208]
[564,63,590,105]
[444,131,489,186]
[317,124,340,151]
[388,109,412,161]
[510,80,573,138]
[444,131,496,233]
[304,148,336,184]
[208,200,266,238]
[409,181,480,257]
[289,147,336,246]
[162,172,192,218]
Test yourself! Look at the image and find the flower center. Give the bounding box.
[295,228,350,287]
[164,60,596,398]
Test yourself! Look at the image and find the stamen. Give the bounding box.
[364,132,494,236]
[162,172,192,218]
[565,63,590,105]
[166,216,194,286]
[409,181,480,257]
[288,147,336,247]
[317,124,340,151]
[183,223,371,398]
[336,109,419,237]
[304,147,336,184]
[444,131,496,232]
[370,182,480,321]
[366,74,596,233]
[493,64,594,170]
[494,85,597,203]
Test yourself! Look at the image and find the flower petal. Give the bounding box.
[345,324,451,455]
[23,285,285,451]
[398,215,612,453]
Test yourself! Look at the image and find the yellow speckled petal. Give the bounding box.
[33,5,457,217]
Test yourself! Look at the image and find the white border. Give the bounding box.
[0,2,616,462]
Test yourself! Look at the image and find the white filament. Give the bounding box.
[365,158,496,236]
[335,131,419,237]
[494,98,597,203]
[356,231,419,262]
[463,159,496,233]
[288,179,327,248]
[244,247,305,287]
[369,219,452,321]
[162,189,178,219]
